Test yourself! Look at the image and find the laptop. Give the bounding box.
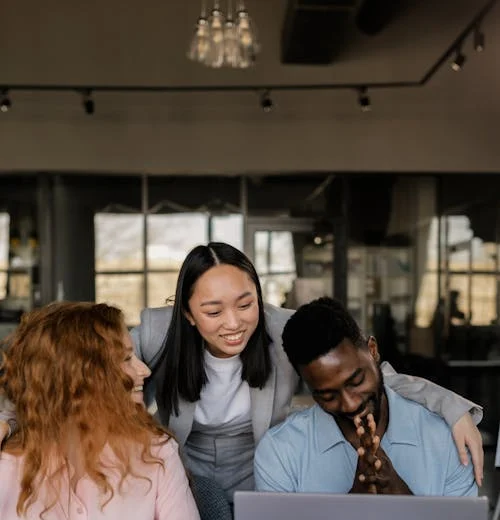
[233,491,489,520]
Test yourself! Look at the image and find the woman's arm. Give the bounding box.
[0,396,16,447]
[130,307,171,367]
[0,420,10,446]
[382,361,483,486]
[129,307,172,411]
[155,439,201,520]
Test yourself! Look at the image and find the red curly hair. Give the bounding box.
[0,301,170,517]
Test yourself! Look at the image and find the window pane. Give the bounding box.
[95,274,144,326]
[270,232,296,273]
[0,213,9,269]
[0,273,6,300]
[447,275,469,323]
[211,214,243,250]
[0,213,9,300]
[254,232,270,273]
[472,240,496,271]
[426,218,439,271]
[254,231,296,275]
[147,272,178,308]
[95,214,144,271]
[470,274,497,325]
[260,274,296,307]
[415,272,438,327]
[447,216,473,271]
[8,272,31,301]
[147,213,207,269]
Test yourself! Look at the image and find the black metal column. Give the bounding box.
[333,177,349,305]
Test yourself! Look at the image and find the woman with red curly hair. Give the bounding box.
[0,302,200,520]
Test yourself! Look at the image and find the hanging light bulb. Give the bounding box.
[223,0,241,68]
[236,1,260,68]
[187,0,261,68]
[206,1,225,68]
[187,2,211,64]
[0,89,12,113]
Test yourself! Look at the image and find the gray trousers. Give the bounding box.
[184,430,255,503]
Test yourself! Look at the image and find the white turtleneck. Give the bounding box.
[193,349,252,432]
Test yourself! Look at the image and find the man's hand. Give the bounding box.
[367,445,412,495]
[349,414,412,495]
[350,414,380,494]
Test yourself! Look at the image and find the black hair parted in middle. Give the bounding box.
[155,242,272,423]
[282,296,366,370]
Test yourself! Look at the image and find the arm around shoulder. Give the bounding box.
[381,362,482,426]
[444,434,478,496]
[130,306,172,367]
[0,394,16,445]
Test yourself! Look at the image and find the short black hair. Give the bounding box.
[282,296,366,370]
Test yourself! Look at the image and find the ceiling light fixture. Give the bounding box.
[473,26,485,52]
[451,48,466,71]
[188,0,260,68]
[82,89,95,115]
[358,87,371,112]
[0,90,12,113]
[260,90,273,112]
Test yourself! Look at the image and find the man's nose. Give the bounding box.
[340,390,362,416]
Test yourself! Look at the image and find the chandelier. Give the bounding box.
[187,1,260,69]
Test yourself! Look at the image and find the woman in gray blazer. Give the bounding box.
[130,242,483,510]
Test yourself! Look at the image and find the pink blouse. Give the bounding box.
[0,438,200,520]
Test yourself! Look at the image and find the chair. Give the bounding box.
[492,425,500,520]
[192,474,233,520]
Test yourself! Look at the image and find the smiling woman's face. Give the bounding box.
[121,332,151,405]
[185,264,260,358]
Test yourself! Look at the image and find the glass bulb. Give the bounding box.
[223,19,241,68]
[236,8,260,67]
[187,17,211,64]
[206,7,225,68]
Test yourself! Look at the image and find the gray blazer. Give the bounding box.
[130,303,482,447]
[131,303,298,446]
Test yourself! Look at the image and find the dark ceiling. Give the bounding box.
[282,0,416,65]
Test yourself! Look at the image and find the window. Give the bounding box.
[415,215,499,328]
[254,231,296,307]
[95,212,244,326]
[95,214,144,326]
[146,213,208,308]
[0,213,9,300]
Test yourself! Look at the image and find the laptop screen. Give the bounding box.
[234,491,489,520]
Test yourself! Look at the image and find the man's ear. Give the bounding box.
[183,309,196,327]
[367,336,380,363]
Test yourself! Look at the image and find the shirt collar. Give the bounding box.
[383,385,419,447]
[314,383,419,453]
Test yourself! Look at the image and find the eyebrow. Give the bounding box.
[312,368,363,395]
[200,292,254,307]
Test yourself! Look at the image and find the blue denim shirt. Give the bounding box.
[255,385,477,496]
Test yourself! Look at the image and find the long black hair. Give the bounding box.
[156,242,272,422]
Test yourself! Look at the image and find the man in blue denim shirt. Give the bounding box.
[254,297,477,496]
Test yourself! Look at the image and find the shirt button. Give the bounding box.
[76,507,83,514]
